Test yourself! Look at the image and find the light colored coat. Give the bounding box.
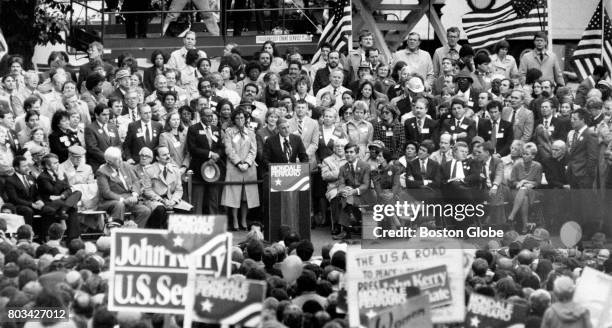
[289,116,320,169]
[142,162,184,207]
[221,126,259,208]
[159,130,190,168]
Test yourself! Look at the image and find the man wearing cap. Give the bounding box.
[187,106,224,214]
[315,69,349,112]
[141,147,184,229]
[123,104,164,165]
[391,32,434,88]
[433,27,462,78]
[97,147,151,227]
[391,76,425,117]
[313,51,349,95]
[60,145,98,210]
[441,98,476,145]
[85,104,122,171]
[519,32,565,86]
[502,90,534,142]
[110,69,132,110]
[454,69,481,110]
[365,140,385,171]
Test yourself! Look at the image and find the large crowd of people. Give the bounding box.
[0,18,611,327]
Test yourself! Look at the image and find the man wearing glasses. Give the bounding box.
[433,27,462,78]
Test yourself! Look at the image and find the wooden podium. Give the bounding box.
[266,163,311,242]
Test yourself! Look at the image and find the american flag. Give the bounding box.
[311,0,352,64]
[462,0,548,49]
[572,0,612,80]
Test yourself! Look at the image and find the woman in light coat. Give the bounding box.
[221,108,259,230]
[159,112,189,173]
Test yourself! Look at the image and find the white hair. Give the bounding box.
[104,147,122,162]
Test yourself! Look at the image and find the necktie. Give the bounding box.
[22,175,30,190]
[421,159,426,173]
[491,120,498,149]
[539,52,544,61]
[544,119,549,130]
[455,119,460,129]
[442,152,447,164]
[571,130,579,151]
[131,109,137,122]
[418,119,423,133]
[145,124,151,144]
[9,95,19,115]
[283,137,292,162]
[511,109,517,124]
[163,166,168,179]
[333,87,338,97]
[118,169,129,190]
[298,120,303,135]
[350,162,356,180]
[450,161,456,178]
[205,125,213,142]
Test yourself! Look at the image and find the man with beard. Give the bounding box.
[197,77,224,111]
[241,83,268,123]
[257,51,273,77]
[313,51,349,95]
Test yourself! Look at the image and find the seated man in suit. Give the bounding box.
[141,146,184,229]
[486,100,513,156]
[473,141,506,225]
[96,147,151,227]
[85,104,122,172]
[334,143,371,240]
[403,140,442,218]
[441,98,476,145]
[59,145,98,210]
[36,153,82,241]
[263,118,308,166]
[123,103,164,165]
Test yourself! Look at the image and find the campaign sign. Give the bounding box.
[346,240,465,325]
[166,214,227,253]
[191,276,267,327]
[465,293,528,328]
[361,294,432,328]
[108,228,232,313]
[267,163,311,241]
[377,265,452,308]
[573,267,612,328]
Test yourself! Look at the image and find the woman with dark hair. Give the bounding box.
[338,105,353,124]
[180,49,201,99]
[144,50,168,93]
[219,64,237,92]
[341,91,354,108]
[221,108,259,231]
[387,62,409,99]
[196,57,212,79]
[18,110,42,146]
[49,110,81,162]
[490,40,518,79]
[371,149,403,230]
[216,99,234,131]
[161,90,179,115]
[159,111,189,171]
[372,103,405,159]
[262,41,286,73]
[117,52,139,75]
[356,80,387,120]
[293,75,317,107]
[374,65,395,95]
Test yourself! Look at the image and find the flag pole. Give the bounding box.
[601,0,605,64]
[547,0,553,48]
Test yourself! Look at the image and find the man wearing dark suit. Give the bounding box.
[404,140,441,201]
[85,104,122,171]
[333,143,371,240]
[586,99,605,127]
[454,69,482,110]
[502,90,534,142]
[541,140,571,229]
[473,115,493,141]
[529,80,559,122]
[473,142,505,225]
[312,51,349,95]
[575,65,607,108]
[263,118,309,165]
[186,106,224,214]
[76,42,115,91]
[441,98,476,145]
[533,99,571,160]
[0,110,24,157]
[5,156,59,241]
[123,104,163,164]
[96,147,151,227]
[36,153,82,241]
[567,109,599,225]
[110,69,132,110]
[486,101,513,156]
[405,102,438,144]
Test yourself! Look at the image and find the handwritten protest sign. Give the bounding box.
[573,267,612,328]
[465,293,528,328]
[108,215,231,313]
[346,239,465,325]
[361,294,432,328]
[188,276,267,327]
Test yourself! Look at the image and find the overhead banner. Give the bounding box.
[190,276,267,327]
[108,215,231,313]
[346,240,465,325]
[362,294,432,328]
[465,293,529,328]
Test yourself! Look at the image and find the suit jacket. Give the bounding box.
[456,87,482,109]
[312,67,349,95]
[541,156,568,188]
[122,120,164,162]
[488,119,513,156]
[316,124,347,164]
[473,116,493,141]
[441,117,477,144]
[186,122,224,181]
[36,170,72,203]
[85,121,122,170]
[142,163,183,204]
[575,76,595,108]
[502,106,534,142]
[404,117,438,144]
[533,116,571,160]
[483,156,504,187]
[289,116,320,167]
[338,160,371,201]
[0,127,23,156]
[96,162,142,201]
[159,130,190,168]
[263,133,308,166]
[405,158,441,189]
[567,127,598,182]
[5,173,41,207]
[441,158,483,188]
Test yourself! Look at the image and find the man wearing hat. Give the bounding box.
[391,75,426,117]
[85,104,122,172]
[391,32,434,88]
[60,145,98,210]
[365,140,385,171]
[441,98,476,145]
[454,69,482,109]
[110,69,132,111]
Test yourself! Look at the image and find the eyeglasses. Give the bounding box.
[344,111,353,115]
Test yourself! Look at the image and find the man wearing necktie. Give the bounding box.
[518,32,565,86]
[473,142,505,225]
[404,140,441,202]
[59,145,98,211]
[486,100,513,156]
[123,103,163,165]
[441,98,476,144]
[187,107,224,214]
[85,104,122,172]
[502,90,534,142]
